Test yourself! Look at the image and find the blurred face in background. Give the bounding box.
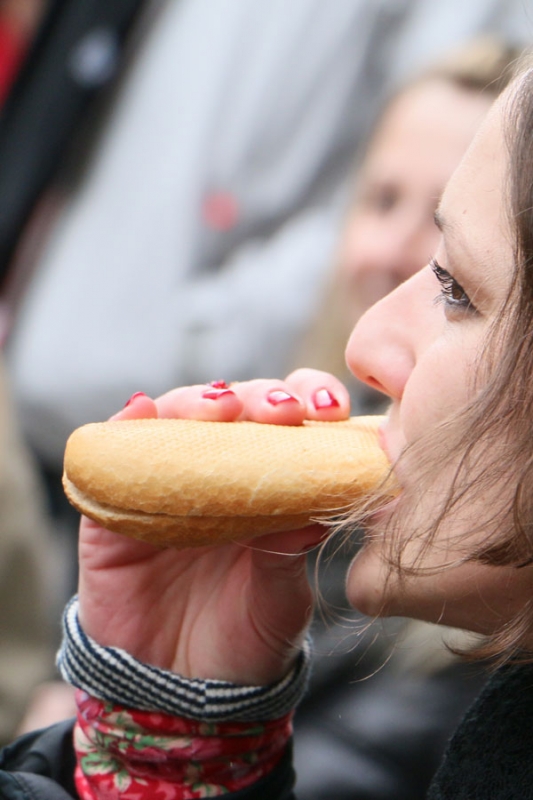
[338,78,495,325]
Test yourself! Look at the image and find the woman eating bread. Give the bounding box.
[5,53,533,800]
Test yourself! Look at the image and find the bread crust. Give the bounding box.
[62,416,389,547]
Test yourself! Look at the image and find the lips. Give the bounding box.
[377,422,393,464]
[376,419,406,497]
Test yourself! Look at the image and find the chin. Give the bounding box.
[346,544,394,618]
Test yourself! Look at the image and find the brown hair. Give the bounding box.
[343,58,533,666]
[471,59,533,658]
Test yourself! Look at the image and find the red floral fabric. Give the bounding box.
[73,690,293,799]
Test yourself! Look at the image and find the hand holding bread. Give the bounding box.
[73,372,391,685]
[63,415,390,548]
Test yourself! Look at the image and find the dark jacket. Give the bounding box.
[427,662,533,799]
[0,719,77,799]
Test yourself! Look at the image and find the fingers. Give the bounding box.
[155,380,307,425]
[230,370,350,425]
[108,384,244,422]
[155,383,244,420]
[231,379,307,424]
[109,392,158,421]
[244,525,329,677]
[284,368,350,420]
[109,370,350,425]
[158,379,309,426]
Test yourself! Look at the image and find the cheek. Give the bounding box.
[399,330,479,443]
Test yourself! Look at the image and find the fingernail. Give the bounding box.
[267,389,298,406]
[124,392,146,408]
[313,388,340,409]
[208,380,229,389]
[202,388,235,400]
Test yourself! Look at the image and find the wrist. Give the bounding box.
[58,596,312,722]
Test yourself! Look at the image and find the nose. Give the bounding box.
[346,267,434,401]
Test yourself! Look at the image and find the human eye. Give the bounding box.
[430,257,476,314]
[360,183,399,214]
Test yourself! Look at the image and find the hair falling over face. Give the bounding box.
[335,61,533,665]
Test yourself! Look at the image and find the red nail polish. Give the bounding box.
[202,388,235,400]
[209,380,229,389]
[267,389,298,406]
[124,392,146,408]
[313,388,340,409]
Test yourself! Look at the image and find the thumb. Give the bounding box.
[245,527,324,677]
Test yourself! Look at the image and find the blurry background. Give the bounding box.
[0,0,531,793]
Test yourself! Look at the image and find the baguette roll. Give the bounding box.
[62,416,390,548]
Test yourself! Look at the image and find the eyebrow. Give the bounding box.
[434,208,460,242]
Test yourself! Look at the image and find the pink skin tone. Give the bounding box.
[78,82,533,687]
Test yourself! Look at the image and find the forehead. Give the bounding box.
[362,79,495,186]
[378,79,493,144]
[437,91,513,294]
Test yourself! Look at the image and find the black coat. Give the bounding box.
[0,719,76,799]
[428,662,533,799]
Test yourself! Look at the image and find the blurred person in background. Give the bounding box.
[292,36,524,800]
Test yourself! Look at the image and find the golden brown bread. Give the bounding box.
[62,416,390,548]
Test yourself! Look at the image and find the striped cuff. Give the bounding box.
[57,596,311,722]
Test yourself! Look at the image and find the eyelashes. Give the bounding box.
[430,258,475,314]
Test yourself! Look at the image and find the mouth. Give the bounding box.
[375,418,405,506]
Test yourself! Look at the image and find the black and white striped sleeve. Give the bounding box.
[57,596,311,722]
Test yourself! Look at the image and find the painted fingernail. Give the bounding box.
[313,388,340,409]
[209,380,229,389]
[124,392,146,408]
[267,389,299,406]
[202,388,235,400]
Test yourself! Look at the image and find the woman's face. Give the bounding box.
[345,87,533,638]
[338,79,495,326]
